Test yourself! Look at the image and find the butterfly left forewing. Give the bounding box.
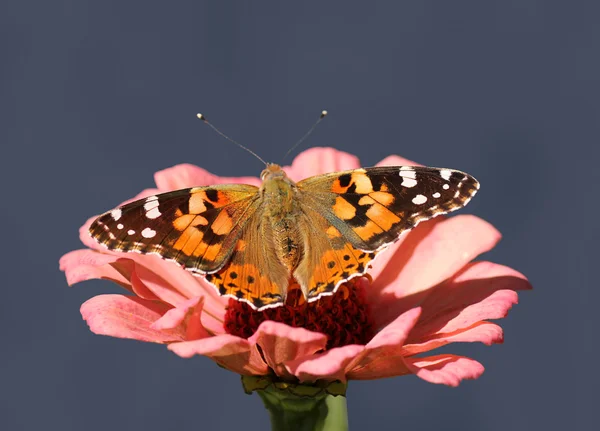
[89,184,260,273]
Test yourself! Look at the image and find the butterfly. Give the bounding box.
[89,163,479,310]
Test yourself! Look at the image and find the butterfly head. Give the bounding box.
[260,163,288,181]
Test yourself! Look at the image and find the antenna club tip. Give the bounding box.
[320,110,328,118]
[197,113,207,121]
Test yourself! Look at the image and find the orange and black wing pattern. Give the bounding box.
[89,184,259,274]
[204,210,292,310]
[294,166,479,299]
[298,166,479,252]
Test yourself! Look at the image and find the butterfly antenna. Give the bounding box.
[281,110,328,162]
[197,113,268,166]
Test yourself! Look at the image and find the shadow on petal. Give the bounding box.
[249,321,328,378]
[373,261,530,333]
[284,344,365,383]
[169,335,268,375]
[369,215,501,318]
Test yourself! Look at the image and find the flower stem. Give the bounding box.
[258,386,348,431]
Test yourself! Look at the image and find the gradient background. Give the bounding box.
[1,1,597,430]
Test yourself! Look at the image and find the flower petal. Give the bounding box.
[402,322,504,356]
[375,154,421,167]
[283,147,361,182]
[284,344,365,383]
[151,296,204,332]
[369,215,501,328]
[405,354,485,387]
[154,163,261,191]
[168,335,268,375]
[249,321,328,378]
[406,261,531,344]
[346,354,411,380]
[59,249,129,287]
[345,307,421,380]
[81,294,185,343]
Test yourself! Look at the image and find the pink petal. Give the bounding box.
[151,296,202,331]
[407,261,531,343]
[406,354,485,387]
[129,267,160,300]
[402,322,504,356]
[375,155,421,167]
[285,345,365,383]
[283,147,361,182]
[59,249,129,287]
[81,294,185,343]
[249,321,328,378]
[346,354,412,380]
[76,217,228,331]
[168,335,268,375]
[365,307,422,349]
[154,163,261,191]
[120,187,163,205]
[345,308,421,380]
[369,215,501,328]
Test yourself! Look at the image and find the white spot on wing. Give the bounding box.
[117,223,124,229]
[141,227,157,238]
[144,199,159,211]
[401,177,417,188]
[144,197,161,219]
[440,169,452,181]
[111,209,122,221]
[412,194,427,205]
[127,229,135,235]
[433,192,441,198]
[146,207,162,219]
[443,184,450,190]
[399,166,418,188]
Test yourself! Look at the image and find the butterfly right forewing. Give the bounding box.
[298,165,480,252]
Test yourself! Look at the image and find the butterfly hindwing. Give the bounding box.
[89,184,259,273]
[293,205,377,301]
[204,210,290,310]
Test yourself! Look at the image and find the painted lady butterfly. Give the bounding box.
[89,161,479,310]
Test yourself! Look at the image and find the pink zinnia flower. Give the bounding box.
[60,148,531,388]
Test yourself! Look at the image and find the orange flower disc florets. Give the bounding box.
[224,278,374,350]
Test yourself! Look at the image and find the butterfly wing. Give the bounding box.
[293,206,377,301]
[89,184,260,274]
[295,166,479,299]
[204,208,290,310]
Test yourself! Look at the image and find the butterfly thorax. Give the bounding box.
[260,164,297,217]
[260,164,304,271]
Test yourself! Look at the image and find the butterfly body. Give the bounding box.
[90,163,479,310]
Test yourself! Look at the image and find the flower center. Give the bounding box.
[224,277,374,350]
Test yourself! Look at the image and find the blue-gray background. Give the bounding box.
[1,1,597,430]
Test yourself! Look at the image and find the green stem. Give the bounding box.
[258,386,349,431]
